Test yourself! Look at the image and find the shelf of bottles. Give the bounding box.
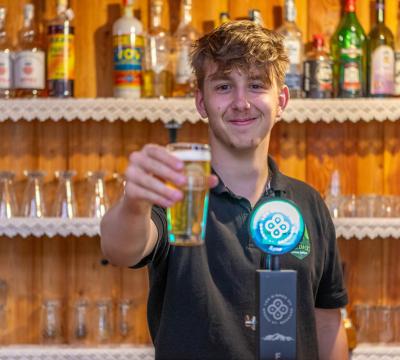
[1,98,400,123]
[0,216,399,239]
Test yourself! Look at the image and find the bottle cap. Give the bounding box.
[312,34,325,48]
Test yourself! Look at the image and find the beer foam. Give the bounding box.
[173,150,211,161]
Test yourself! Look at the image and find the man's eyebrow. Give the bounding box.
[206,72,231,81]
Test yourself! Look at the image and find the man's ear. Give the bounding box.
[276,85,289,121]
[195,88,208,119]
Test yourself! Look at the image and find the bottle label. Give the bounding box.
[113,34,144,98]
[370,45,394,95]
[284,39,301,65]
[14,51,45,89]
[303,59,332,97]
[339,47,362,93]
[285,73,302,90]
[47,32,75,81]
[0,52,12,89]
[394,51,400,95]
[175,44,192,84]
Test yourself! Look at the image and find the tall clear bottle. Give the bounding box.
[14,4,46,98]
[277,0,303,98]
[142,0,173,98]
[368,0,394,97]
[173,0,199,97]
[0,7,13,98]
[394,0,400,95]
[47,0,75,97]
[331,0,367,97]
[113,0,144,99]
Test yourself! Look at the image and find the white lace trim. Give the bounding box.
[352,344,400,359]
[0,346,155,360]
[1,217,400,239]
[333,218,400,239]
[0,98,399,124]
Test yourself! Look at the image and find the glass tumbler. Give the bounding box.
[22,170,46,218]
[72,299,89,342]
[118,299,133,338]
[0,171,18,218]
[86,171,109,218]
[52,170,77,218]
[95,299,113,343]
[41,299,62,343]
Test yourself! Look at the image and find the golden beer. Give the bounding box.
[166,144,211,246]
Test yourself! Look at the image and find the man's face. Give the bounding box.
[195,61,288,152]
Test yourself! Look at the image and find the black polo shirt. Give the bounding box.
[135,156,348,360]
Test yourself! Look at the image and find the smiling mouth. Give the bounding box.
[228,117,257,126]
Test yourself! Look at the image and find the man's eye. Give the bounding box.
[250,83,265,90]
[215,84,231,91]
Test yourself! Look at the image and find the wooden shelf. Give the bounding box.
[0,98,400,124]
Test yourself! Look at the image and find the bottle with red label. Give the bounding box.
[47,0,75,97]
[303,35,333,98]
[0,7,13,98]
[14,4,46,98]
[113,0,144,99]
[368,0,394,97]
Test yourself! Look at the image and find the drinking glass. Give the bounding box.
[22,171,46,218]
[86,171,109,218]
[72,299,89,342]
[52,170,78,218]
[338,194,357,217]
[95,299,113,343]
[377,306,395,343]
[0,171,18,218]
[356,195,386,217]
[118,299,133,338]
[41,299,63,343]
[0,280,8,330]
[110,172,125,205]
[166,143,211,246]
[354,303,373,343]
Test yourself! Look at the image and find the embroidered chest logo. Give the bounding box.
[290,226,311,260]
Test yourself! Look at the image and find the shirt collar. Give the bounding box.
[211,155,288,196]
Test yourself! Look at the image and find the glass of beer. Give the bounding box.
[166,143,211,246]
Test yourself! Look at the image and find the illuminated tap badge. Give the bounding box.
[249,199,305,255]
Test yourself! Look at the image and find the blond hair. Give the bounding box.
[191,20,289,90]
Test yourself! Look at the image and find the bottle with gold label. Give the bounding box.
[142,0,173,98]
[15,4,46,98]
[47,0,75,97]
[219,12,230,26]
[172,0,199,97]
[113,0,144,99]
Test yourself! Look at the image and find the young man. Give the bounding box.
[101,21,348,360]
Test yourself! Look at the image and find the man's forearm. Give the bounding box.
[315,308,349,360]
[100,197,155,267]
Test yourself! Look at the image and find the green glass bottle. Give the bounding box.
[368,0,394,97]
[331,0,367,97]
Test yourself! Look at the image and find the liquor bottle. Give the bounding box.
[324,170,342,218]
[47,0,75,97]
[14,4,46,98]
[277,0,303,98]
[219,12,230,25]
[368,0,394,97]
[249,9,264,27]
[0,7,13,98]
[331,0,367,98]
[142,0,173,98]
[172,0,199,97]
[394,0,400,95]
[113,0,144,99]
[303,34,333,98]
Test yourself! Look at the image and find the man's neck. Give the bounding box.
[211,140,270,206]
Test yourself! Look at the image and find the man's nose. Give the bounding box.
[231,89,251,111]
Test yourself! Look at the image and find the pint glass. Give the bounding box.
[166,143,211,246]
